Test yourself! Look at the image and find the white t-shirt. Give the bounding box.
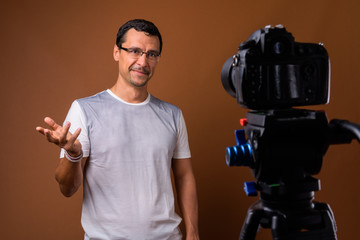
[61,90,191,240]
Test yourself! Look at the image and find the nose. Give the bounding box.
[136,53,148,66]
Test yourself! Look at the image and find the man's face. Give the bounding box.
[114,28,161,89]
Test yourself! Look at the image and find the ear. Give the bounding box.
[113,44,119,61]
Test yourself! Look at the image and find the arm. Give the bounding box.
[55,156,87,197]
[172,158,200,240]
[36,117,86,197]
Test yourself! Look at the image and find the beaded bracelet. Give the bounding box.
[64,150,83,163]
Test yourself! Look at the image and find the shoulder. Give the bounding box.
[150,95,181,115]
[76,90,110,106]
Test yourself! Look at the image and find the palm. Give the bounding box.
[36,117,82,154]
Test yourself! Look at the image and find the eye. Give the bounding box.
[129,48,141,54]
[147,51,159,58]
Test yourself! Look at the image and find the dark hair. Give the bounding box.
[116,19,163,54]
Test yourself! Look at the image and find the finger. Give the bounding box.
[37,126,58,144]
[36,126,45,135]
[63,128,82,152]
[44,129,58,143]
[72,127,82,140]
[44,117,61,131]
[59,121,71,144]
[65,127,81,147]
[69,128,82,143]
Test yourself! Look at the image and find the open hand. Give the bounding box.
[36,117,82,156]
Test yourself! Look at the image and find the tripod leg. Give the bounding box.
[270,213,290,240]
[269,203,337,240]
[240,201,264,240]
[314,202,338,240]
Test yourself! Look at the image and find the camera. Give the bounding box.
[221,25,330,110]
[222,25,360,240]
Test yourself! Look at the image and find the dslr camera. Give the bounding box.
[221,25,330,110]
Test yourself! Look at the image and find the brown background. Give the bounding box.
[1,0,359,239]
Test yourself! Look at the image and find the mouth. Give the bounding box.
[131,67,150,76]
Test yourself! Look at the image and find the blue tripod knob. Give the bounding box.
[226,129,252,166]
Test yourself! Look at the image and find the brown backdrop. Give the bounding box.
[1,0,359,239]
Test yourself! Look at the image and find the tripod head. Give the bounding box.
[221,25,360,239]
[226,109,359,190]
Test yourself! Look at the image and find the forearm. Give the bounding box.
[36,117,86,196]
[175,173,199,238]
[55,157,86,197]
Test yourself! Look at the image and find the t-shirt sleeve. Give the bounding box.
[173,110,191,159]
[59,100,90,158]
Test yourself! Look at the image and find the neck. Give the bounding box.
[110,81,148,104]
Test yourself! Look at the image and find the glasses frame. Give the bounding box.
[119,46,161,62]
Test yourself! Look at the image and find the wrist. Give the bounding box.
[64,149,83,162]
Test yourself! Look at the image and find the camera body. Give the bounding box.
[221,25,330,110]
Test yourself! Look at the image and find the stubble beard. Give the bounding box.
[129,77,150,88]
[128,66,151,88]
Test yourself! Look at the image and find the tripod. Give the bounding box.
[240,179,337,240]
[226,108,360,240]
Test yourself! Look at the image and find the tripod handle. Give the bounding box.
[329,119,360,143]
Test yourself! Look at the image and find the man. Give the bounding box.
[36,19,199,240]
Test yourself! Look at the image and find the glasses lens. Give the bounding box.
[146,51,160,62]
[122,47,160,62]
[128,48,142,58]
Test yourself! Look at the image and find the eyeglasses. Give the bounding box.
[119,46,161,62]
